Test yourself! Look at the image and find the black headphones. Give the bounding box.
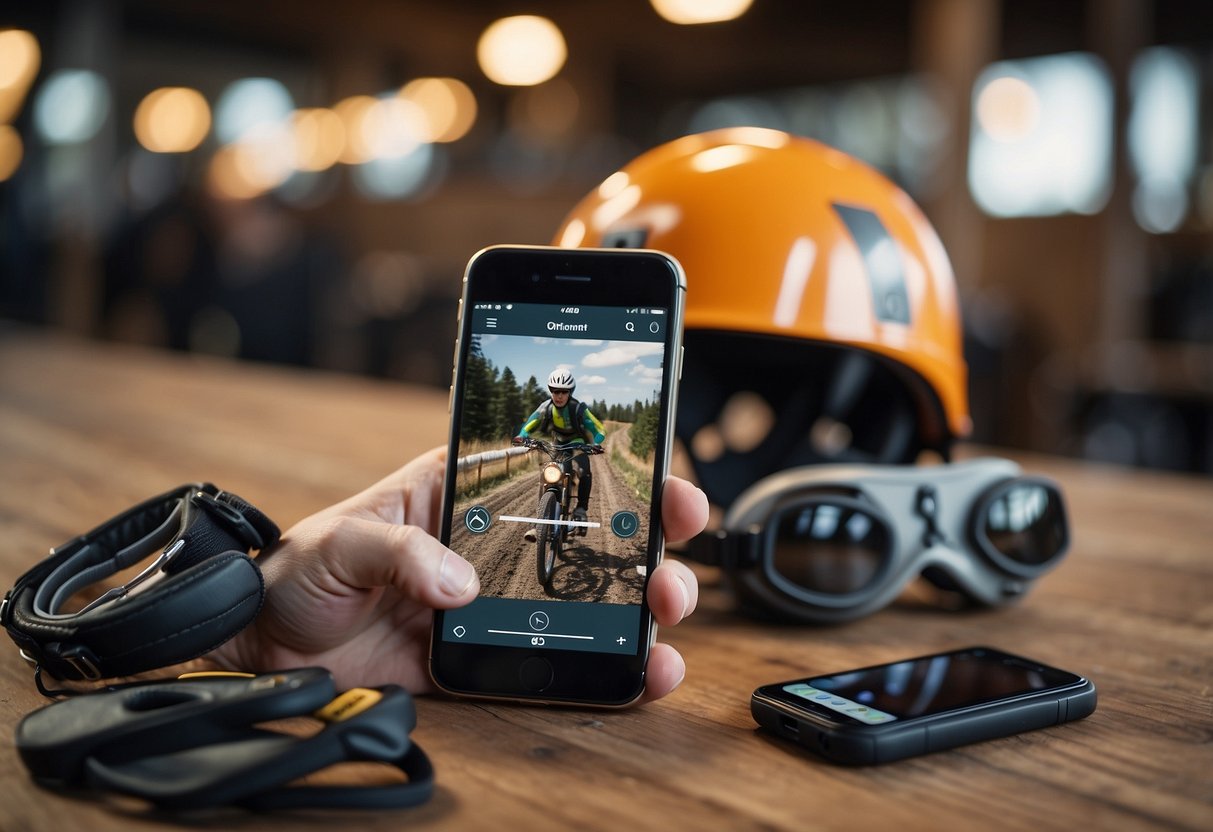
[1,483,279,687]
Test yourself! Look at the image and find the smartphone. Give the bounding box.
[430,245,687,706]
[751,646,1096,764]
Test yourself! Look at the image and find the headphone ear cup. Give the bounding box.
[67,553,265,678]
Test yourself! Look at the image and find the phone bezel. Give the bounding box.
[430,245,686,706]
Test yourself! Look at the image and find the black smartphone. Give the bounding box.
[751,646,1096,764]
[430,245,687,706]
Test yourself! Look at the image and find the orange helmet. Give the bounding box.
[555,128,971,507]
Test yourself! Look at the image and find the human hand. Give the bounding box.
[212,447,706,704]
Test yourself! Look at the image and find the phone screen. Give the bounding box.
[779,648,1083,725]
[440,298,671,658]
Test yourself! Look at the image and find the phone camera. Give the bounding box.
[531,273,540,283]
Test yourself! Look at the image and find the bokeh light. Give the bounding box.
[0,124,23,181]
[400,77,477,143]
[1129,47,1198,234]
[334,95,378,164]
[969,53,1112,217]
[363,95,426,159]
[33,69,111,145]
[208,145,262,200]
[291,107,345,171]
[976,75,1041,142]
[650,0,754,25]
[134,87,211,153]
[214,77,294,143]
[477,16,567,87]
[0,29,41,124]
[352,142,440,201]
[207,124,294,201]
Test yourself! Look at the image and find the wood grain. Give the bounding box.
[1,325,1210,831]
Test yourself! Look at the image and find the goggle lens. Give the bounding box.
[772,502,892,594]
[980,481,1067,566]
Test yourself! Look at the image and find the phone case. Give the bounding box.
[752,679,1096,765]
[430,246,686,706]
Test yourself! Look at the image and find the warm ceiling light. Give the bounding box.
[0,30,40,89]
[208,145,264,201]
[291,108,345,171]
[0,29,40,123]
[334,95,377,163]
[0,124,22,181]
[134,87,211,153]
[363,96,425,159]
[400,77,477,143]
[235,123,294,189]
[650,0,754,25]
[208,132,292,201]
[477,16,567,87]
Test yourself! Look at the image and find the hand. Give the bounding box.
[212,447,706,704]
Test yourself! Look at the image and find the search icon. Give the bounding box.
[625,322,635,333]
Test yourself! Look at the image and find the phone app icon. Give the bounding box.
[611,511,640,538]
[464,506,492,534]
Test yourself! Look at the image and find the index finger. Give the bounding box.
[660,476,708,544]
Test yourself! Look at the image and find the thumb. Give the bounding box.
[308,516,479,608]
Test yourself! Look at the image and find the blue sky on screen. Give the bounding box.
[478,333,665,408]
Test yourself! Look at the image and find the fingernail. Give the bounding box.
[676,574,691,620]
[439,551,477,597]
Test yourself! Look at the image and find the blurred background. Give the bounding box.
[1,0,1210,474]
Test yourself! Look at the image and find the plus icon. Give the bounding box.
[616,637,627,645]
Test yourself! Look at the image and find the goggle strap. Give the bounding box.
[681,529,762,569]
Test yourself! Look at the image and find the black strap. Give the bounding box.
[16,669,435,812]
[676,528,763,570]
[236,742,435,811]
[2,484,278,683]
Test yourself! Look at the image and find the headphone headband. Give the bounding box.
[1,483,278,684]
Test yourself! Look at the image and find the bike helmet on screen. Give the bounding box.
[548,368,576,392]
[554,128,971,508]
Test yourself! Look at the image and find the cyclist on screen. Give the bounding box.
[515,368,606,537]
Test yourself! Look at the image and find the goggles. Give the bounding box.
[680,458,1069,623]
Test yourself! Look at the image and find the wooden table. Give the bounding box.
[1,326,1210,831]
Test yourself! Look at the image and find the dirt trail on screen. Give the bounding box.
[451,427,651,603]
